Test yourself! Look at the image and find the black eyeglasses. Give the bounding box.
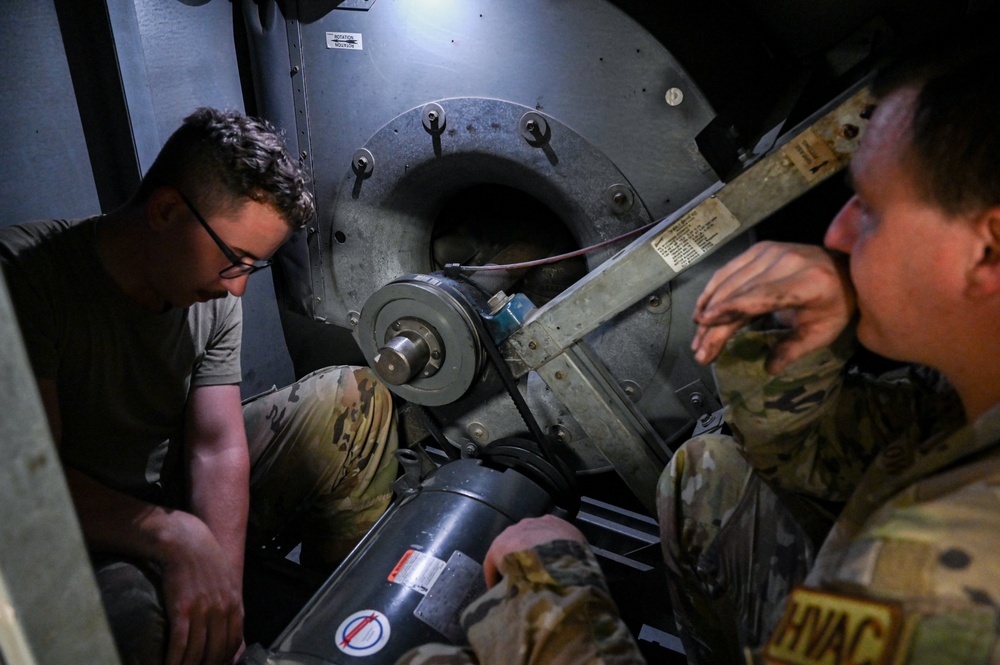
[178,191,272,279]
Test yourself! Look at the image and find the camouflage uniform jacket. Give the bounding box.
[395,539,646,665]
[718,329,1000,664]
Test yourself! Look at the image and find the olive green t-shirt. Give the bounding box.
[0,217,242,506]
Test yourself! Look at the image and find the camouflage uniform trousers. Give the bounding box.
[95,365,398,665]
[657,433,837,665]
[243,364,399,569]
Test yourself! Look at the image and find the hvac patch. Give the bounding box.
[763,587,902,665]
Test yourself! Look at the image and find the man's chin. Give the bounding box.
[857,322,907,363]
[195,290,228,303]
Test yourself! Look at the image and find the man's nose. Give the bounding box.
[224,274,250,298]
[824,195,860,253]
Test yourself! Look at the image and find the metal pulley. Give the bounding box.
[355,274,488,406]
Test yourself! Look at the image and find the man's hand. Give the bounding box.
[159,513,245,665]
[483,515,587,589]
[691,241,856,374]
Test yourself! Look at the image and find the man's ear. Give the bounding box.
[968,207,1000,298]
[145,186,182,231]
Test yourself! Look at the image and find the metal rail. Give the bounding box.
[504,82,875,511]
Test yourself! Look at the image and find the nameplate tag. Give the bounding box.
[763,587,902,665]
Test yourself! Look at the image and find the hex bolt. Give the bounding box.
[464,442,479,457]
[525,119,538,133]
[356,156,369,170]
[468,423,488,442]
[690,392,704,409]
[427,110,439,123]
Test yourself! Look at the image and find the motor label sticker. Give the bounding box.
[388,549,446,595]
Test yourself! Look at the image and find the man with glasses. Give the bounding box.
[0,108,398,665]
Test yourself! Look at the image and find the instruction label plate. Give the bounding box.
[651,197,740,272]
[782,128,837,182]
[326,32,363,50]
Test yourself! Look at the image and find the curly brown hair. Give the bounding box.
[136,108,315,229]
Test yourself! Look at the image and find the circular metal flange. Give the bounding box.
[357,275,483,406]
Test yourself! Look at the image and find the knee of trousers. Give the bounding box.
[656,434,754,571]
[94,560,166,665]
